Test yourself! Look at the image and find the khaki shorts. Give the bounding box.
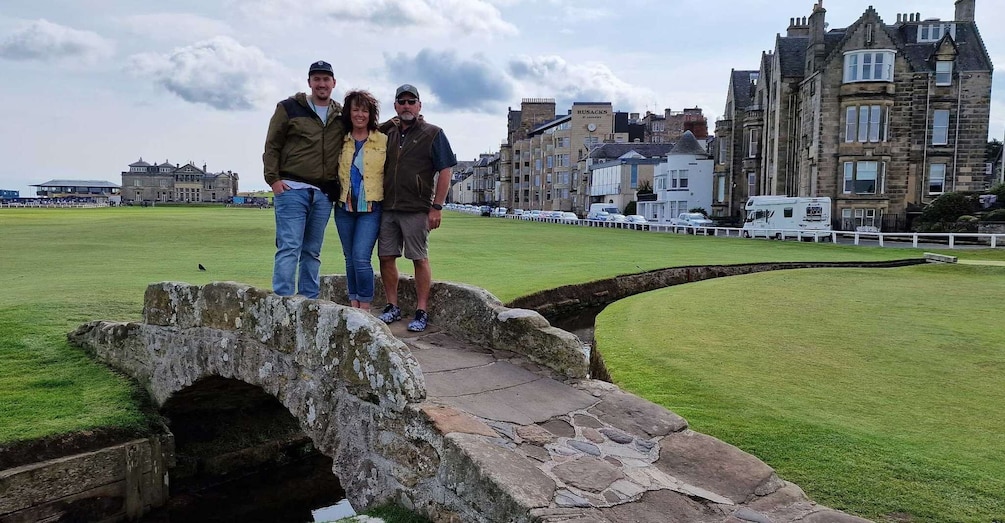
[378,210,429,260]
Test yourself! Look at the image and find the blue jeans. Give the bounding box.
[273,188,332,299]
[333,202,382,303]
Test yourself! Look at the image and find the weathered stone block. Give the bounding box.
[588,389,687,439]
[199,282,251,330]
[655,429,776,504]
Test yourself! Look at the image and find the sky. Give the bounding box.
[0,0,1001,196]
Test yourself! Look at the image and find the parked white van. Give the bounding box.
[587,203,620,221]
[742,196,832,239]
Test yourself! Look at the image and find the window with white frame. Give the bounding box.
[918,22,955,42]
[718,138,729,164]
[843,161,881,194]
[928,164,946,194]
[655,176,665,191]
[746,129,760,158]
[843,50,896,83]
[747,172,756,197]
[935,61,953,86]
[844,105,887,143]
[716,176,726,203]
[841,208,878,230]
[932,110,950,145]
[678,169,688,189]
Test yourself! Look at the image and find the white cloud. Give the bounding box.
[129,36,285,111]
[240,0,517,36]
[508,55,654,110]
[118,13,233,42]
[0,19,113,63]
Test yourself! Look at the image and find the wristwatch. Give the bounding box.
[431,203,443,210]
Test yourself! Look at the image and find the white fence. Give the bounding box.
[500,215,1004,249]
[0,201,109,209]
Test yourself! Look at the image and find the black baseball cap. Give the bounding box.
[308,60,334,77]
[395,84,420,100]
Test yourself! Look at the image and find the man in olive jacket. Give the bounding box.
[377,84,457,332]
[263,60,345,299]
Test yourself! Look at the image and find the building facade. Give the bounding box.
[638,131,715,223]
[719,0,993,230]
[643,108,710,144]
[121,158,239,203]
[30,180,120,202]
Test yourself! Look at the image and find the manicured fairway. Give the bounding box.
[2,206,1003,521]
[596,264,1005,523]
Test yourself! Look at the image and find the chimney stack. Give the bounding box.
[955,0,975,22]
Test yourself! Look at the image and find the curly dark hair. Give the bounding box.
[341,90,379,133]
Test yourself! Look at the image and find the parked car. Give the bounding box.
[670,212,714,233]
[490,206,508,217]
[606,213,627,223]
[625,215,650,229]
[479,205,492,216]
[559,212,579,223]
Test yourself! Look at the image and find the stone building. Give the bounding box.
[121,158,239,203]
[501,100,642,214]
[716,0,993,230]
[643,108,710,144]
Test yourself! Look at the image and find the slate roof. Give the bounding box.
[731,70,758,110]
[894,22,993,72]
[589,143,675,160]
[777,37,808,77]
[129,158,151,167]
[33,180,121,188]
[669,131,708,156]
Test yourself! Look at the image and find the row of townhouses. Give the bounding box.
[467,0,992,231]
[121,158,240,203]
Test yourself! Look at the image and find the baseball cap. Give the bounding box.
[395,84,420,100]
[308,60,334,77]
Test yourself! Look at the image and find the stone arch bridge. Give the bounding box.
[69,265,896,522]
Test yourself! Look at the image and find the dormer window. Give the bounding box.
[843,50,896,83]
[918,22,955,43]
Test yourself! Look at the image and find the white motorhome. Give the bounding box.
[587,203,620,221]
[742,196,832,239]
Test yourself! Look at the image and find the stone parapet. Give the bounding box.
[321,275,589,379]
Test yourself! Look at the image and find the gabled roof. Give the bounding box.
[730,70,758,110]
[589,143,675,160]
[669,131,708,156]
[776,36,808,77]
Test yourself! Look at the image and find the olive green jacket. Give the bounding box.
[262,92,345,189]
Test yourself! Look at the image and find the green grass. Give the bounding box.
[596,264,1005,523]
[1,206,1003,521]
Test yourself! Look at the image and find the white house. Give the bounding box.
[638,131,714,223]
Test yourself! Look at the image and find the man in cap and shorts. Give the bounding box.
[377,84,457,331]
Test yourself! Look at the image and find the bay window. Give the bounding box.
[843,50,896,83]
[844,105,887,143]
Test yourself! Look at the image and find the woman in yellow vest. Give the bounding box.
[333,90,386,311]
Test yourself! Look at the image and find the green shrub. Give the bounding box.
[989,183,1005,202]
[916,193,976,229]
[623,201,637,216]
[982,208,1005,222]
[958,215,978,222]
[688,207,709,217]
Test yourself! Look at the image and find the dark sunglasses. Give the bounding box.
[396,99,418,105]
